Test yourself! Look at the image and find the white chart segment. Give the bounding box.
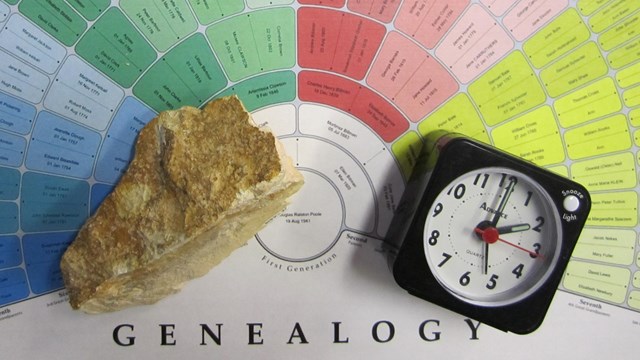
[252,104,296,136]
[256,169,343,261]
[280,136,376,233]
[298,104,389,163]
[364,147,405,237]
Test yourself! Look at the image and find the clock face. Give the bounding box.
[422,167,562,307]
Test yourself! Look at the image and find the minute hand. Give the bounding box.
[491,176,517,226]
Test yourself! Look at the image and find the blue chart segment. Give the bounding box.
[0,0,638,315]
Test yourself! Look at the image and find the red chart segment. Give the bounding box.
[299,71,409,142]
[394,0,469,49]
[297,7,386,80]
[435,4,515,84]
[298,0,345,8]
[347,0,402,23]
[367,31,459,122]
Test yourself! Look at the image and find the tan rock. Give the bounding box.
[60,96,303,313]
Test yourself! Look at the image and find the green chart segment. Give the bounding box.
[133,33,226,112]
[18,0,87,46]
[120,0,199,52]
[76,8,157,88]
[206,7,296,82]
[12,1,298,112]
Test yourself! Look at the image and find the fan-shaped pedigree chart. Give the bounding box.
[253,104,404,264]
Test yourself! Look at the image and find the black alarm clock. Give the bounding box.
[387,131,591,334]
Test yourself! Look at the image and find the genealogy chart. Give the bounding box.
[0,0,639,359]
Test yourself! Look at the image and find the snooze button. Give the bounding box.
[563,194,581,212]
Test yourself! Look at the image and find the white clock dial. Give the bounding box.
[423,167,562,306]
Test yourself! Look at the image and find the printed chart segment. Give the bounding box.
[25,111,101,179]
[298,0,345,7]
[0,201,17,234]
[22,232,76,294]
[394,0,469,49]
[94,97,156,184]
[564,261,631,304]
[257,168,344,262]
[0,1,9,18]
[588,0,640,33]
[133,33,226,112]
[564,115,632,160]
[288,135,376,233]
[391,131,423,180]
[491,106,565,166]
[68,0,110,21]
[0,267,28,306]
[297,7,386,80]
[540,42,609,97]
[120,0,198,52]
[417,93,489,143]
[299,104,390,166]
[18,0,87,46]
[20,171,89,233]
[347,0,402,23]
[75,7,157,88]
[215,71,297,112]
[553,77,622,128]
[480,0,514,16]
[468,51,547,126]
[523,8,591,68]
[44,56,124,131]
[570,152,638,192]
[503,0,569,41]
[299,71,409,142]
[188,0,245,25]
[367,31,459,122]
[572,228,637,266]
[207,8,296,82]
[0,129,25,167]
[435,4,515,83]
[0,48,49,103]
[0,14,67,75]
[250,104,297,137]
[598,12,640,51]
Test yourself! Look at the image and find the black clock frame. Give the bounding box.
[388,132,591,334]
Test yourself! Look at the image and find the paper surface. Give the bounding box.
[0,0,639,358]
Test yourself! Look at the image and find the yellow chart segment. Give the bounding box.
[0,0,638,313]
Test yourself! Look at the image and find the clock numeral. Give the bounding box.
[438,252,452,267]
[512,264,524,279]
[427,230,440,246]
[524,191,533,206]
[432,203,443,217]
[530,243,541,258]
[473,173,489,189]
[447,183,466,199]
[486,274,499,290]
[459,271,471,286]
[499,174,518,188]
[532,216,545,232]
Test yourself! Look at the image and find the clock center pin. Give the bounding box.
[480,227,499,244]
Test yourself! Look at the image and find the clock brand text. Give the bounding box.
[479,202,508,219]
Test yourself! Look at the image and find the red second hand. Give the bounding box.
[474,227,543,259]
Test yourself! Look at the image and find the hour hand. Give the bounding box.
[495,223,530,234]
